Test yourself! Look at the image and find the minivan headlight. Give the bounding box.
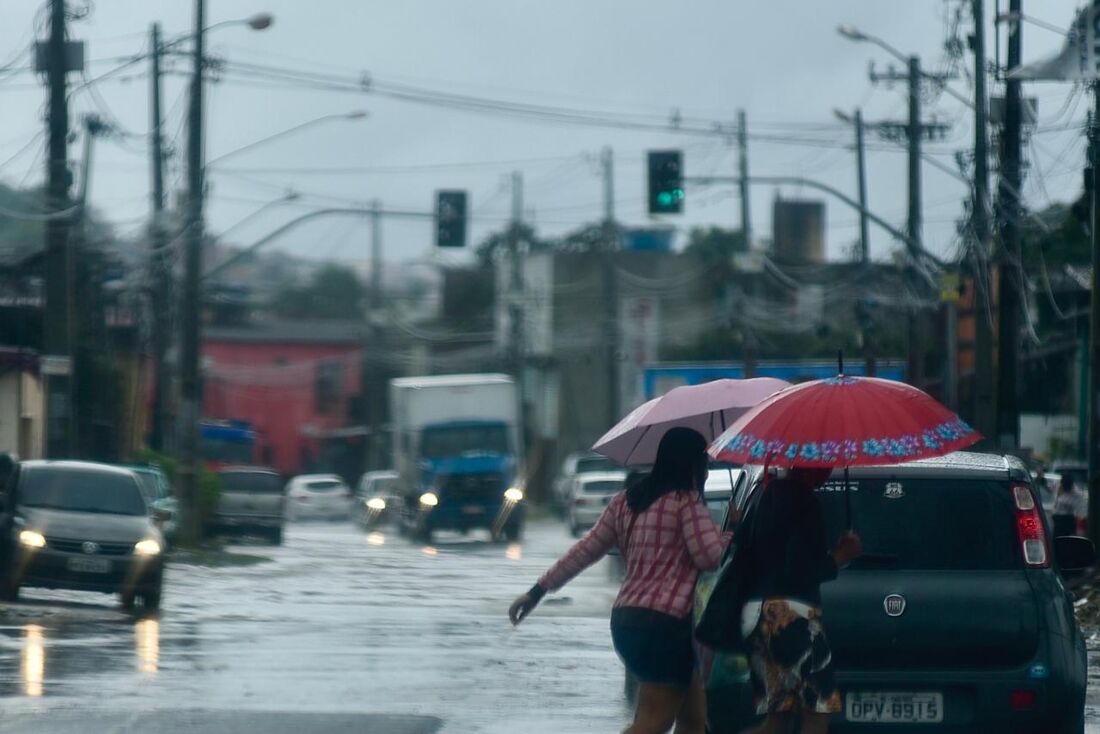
[134,539,162,556]
[419,492,439,507]
[366,497,387,511]
[19,530,45,549]
[504,487,524,502]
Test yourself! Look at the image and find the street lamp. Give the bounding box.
[206,111,369,168]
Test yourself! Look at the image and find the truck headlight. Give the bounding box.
[19,530,45,549]
[366,497,386,511]
[504,487,524,502]
[419,492,439,507]
[134,539,162,556]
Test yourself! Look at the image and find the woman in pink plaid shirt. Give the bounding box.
[509,427,729,734]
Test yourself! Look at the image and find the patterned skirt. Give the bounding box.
[740,598,842,715]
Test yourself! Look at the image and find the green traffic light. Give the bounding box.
[657,191,674,207]
[673,188,684,201]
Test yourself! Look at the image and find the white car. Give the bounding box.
[568,471,628,536]
[354,470,401,528]
[286,474,354,521]
[553,452,621,511]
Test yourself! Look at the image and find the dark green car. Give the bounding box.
[710,453,1094,733]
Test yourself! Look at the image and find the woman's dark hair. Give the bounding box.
[625,427,708,513]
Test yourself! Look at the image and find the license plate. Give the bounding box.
[846,692,943,723]
[461,506,486,515]
[67,557,111,574]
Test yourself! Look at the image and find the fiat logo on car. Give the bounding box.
[884,594,906,617]
[81,542,100,555]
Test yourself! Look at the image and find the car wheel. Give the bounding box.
[140,587,162,611]
[120,590,136,610]
[270,527,283,545]
[504,520,523,542]
[1,580,19,602]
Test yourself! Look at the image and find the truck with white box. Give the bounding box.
[390,374,525,542]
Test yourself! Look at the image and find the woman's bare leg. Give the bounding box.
[624,683,685,734]
[672,672,706,734]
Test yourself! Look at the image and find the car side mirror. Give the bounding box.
[153,508,172,523]
[1055,536,1096,571]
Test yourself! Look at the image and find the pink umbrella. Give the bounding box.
[592,378,791,466]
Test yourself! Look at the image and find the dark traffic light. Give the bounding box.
[647,150,684,214]
[435,190,468,247]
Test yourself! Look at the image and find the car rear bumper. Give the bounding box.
[16,548,163,594]
[829,667,1074,733]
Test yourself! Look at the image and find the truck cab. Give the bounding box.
[391,375,525,543]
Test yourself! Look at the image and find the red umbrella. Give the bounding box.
[708,373,981,525]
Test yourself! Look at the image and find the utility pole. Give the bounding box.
[509,171,529,450]
[906,55,925,389]
[149,22,171,452]
[738,109,758,378]
[996,0,1022,450]
[43,0,74,458]
[365,199,384,472]
[599,150,620,424]
[1088,87,1100,548]
[178,0,206,544]
[854,109,870,264]
[970,0,997,442]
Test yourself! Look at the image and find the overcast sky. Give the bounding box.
[0,1,1088,268]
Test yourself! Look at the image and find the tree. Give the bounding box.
[683,226,746,295]
[271,264,365,320]
[1022,202,1089,269]
[475,223,549,268]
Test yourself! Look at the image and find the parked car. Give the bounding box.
[568,471,627,536]
[354,470,400,529]
[553,452,621,511]
[210,467,285,544]
[286,474,354,522]
[0,461,167,609]
[707,452,1094,733]
[123,464,178,548]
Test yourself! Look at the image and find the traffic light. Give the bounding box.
[647,150,684,214]
[435,190,468,248]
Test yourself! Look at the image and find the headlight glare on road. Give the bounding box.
[366,497,386,511]
[504,487,524,502]
[419,492,439,507]
[18,530,45,549]
[134,539,162,556]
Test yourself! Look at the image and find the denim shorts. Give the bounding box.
[610,606,695,688]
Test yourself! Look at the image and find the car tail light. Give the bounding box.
[1013,483,1049,568]
[1009,689,1036,710]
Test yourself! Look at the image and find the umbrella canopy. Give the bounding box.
[708,375,980,467]
[593,377,790,466]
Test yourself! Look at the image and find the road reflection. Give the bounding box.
[505,543,522,561]
[367,532,386,546]
[134,617,159,675]
[21,624,44,697]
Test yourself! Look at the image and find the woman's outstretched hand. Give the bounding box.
[509,593,538,625]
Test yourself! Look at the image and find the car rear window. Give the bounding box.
[576,456,617,473]
[306,480,344,492]
[815,478,1020,570]
[20,467,147,516]
[220,471,283,494]
[580,480,621,495]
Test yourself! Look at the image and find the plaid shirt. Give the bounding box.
[538,490,730,619]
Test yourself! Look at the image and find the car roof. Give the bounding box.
[576,471,627,483]
[21,460,138,478]
[362,470,398,480]
[742,452,1027,482]
[219,465,279,474]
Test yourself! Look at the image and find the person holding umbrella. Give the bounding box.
[738,467,862,734]
[509,427,729,734]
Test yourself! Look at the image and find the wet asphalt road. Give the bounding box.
[2,516,1100,732]
[0,517,629,733]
